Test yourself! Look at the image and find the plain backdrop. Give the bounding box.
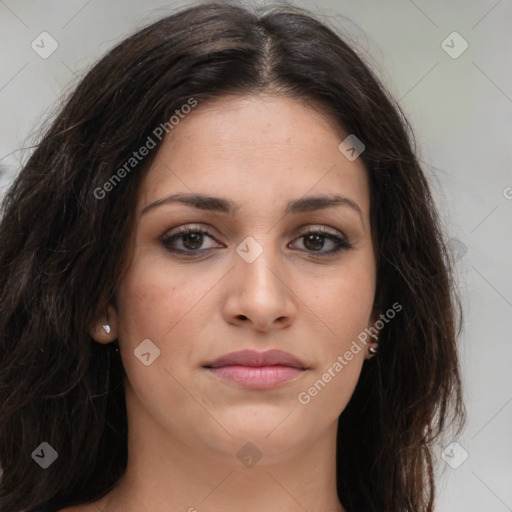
[1,1,511,510]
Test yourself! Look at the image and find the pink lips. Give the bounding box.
[203,349,307,390]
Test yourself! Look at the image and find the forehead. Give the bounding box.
[137,94,370,218]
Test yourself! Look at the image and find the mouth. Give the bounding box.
[203,349,308,390]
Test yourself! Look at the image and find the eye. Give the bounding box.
[160,224,353,258]
[289,227,353,256]
[160,225,223,254]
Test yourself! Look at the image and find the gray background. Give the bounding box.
[1,1,511,510]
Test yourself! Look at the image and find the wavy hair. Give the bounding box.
[0,3,465,511]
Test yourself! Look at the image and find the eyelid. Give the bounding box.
[294,224,345,237]
[163,223,217,238]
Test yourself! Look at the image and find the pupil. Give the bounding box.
[305,234,323,250]
[184,232,203,250]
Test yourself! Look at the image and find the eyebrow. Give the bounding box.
[141,192,364,224]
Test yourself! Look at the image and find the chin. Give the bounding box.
[208,414,314,450]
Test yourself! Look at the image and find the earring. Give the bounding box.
[102,324,111,334]
[367,332,379,359]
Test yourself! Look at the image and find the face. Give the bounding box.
[96,94,377,466]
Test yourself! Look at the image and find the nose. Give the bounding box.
[222,242,297,333]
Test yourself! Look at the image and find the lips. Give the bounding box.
[203,349,308,390]
[203,349,307,370]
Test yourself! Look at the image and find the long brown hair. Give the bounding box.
[0,3,465,511]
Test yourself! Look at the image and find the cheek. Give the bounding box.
[116,255,209,347]
[292,258,375,413]
[303,257,376,344]
[114,257,212,423]
[296,358,362,429]
[294,284,372,423]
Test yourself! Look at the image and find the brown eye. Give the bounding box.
[160,226,222,254]
[289,228,352,256]
[180,232,204,250]
[303,233,327,251]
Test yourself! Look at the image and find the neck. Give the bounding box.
[97,384,346,512]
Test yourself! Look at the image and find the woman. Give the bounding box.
[0,2,465,511]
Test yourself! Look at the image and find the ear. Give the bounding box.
[89,303,119,344]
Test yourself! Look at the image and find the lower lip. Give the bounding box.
[205,365,305,389]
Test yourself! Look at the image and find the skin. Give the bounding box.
[77,94,378,512]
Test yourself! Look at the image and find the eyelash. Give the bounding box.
[160,225,353,257]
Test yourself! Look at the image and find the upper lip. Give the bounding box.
[203,349,307,369]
